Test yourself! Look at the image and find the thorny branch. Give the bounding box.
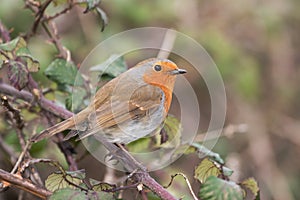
[24,0,70,59]
[1,95,43,187]
[0,17,79,173]
[0,82,177,200]
[31,0,53,35]
[0,3,178,199]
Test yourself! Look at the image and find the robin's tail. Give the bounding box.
[30,117,76,143]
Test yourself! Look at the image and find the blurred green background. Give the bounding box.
[0,0,300,199]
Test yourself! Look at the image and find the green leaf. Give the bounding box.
[127,137,151,153]
[0,37,21,51]
[65,170,86,179]
[65,86,87,112]
[0,37,26,59]
[45,171,83,192]
[91,181,115,192]
[95,7,108,32]
[0,37,40,72]
[194,158,222,183]
[49,188,86,200]
[240,177,260,200]
[16,47,40,72]
[155,115,182,148]
[90,54,127,80]
[6,61,29,90]
[222,166,234,177]
[52,0,68,6]
[182,145,198,154]
[199,176,244,200]
[45,58,84,86]
[172,144,197,159]
[191,143,224,164]
[81,0,101,13]
[50,188,115,200]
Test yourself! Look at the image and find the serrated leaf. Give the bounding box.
[49,188,86,200]
[127,137,151,153]
[91,181,115,192]
[0,37,26,52]
[90,54,127,80]
[241,177,259,199]
[6,61,29,90]
[45,172,83,192]
[45,58,84,86]
[155,115,182,148]
[16,47,40,72]
[199,176,244,200]
[194,158,222,183]
[191,143,224,164]
[0,37,27,61]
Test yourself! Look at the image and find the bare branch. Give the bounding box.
[0,169,52,199]
[45,3,74,21]
[31,0,53,35]
[0,82,177,199]
[41,21,70,60]
[0,83,72,119]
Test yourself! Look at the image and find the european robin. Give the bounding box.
[31,58,186,144]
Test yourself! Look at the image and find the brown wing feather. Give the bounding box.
[80,84,163,139]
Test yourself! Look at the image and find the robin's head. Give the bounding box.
[140,58,186,91]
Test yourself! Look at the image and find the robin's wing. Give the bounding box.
[79,84,163,139]
[95,83,163,128]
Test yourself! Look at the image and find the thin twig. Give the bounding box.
[1,95,43,186]
[11,143,30,174]
[104,183,139,193]
[45,3,74,21]
[30,0,53,35]
[165,173,198,200]
[24,0,70,59]
[41,21,70,60]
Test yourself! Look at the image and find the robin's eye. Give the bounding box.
[154,65,162,72]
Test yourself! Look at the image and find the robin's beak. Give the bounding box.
[170,68,187,75]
